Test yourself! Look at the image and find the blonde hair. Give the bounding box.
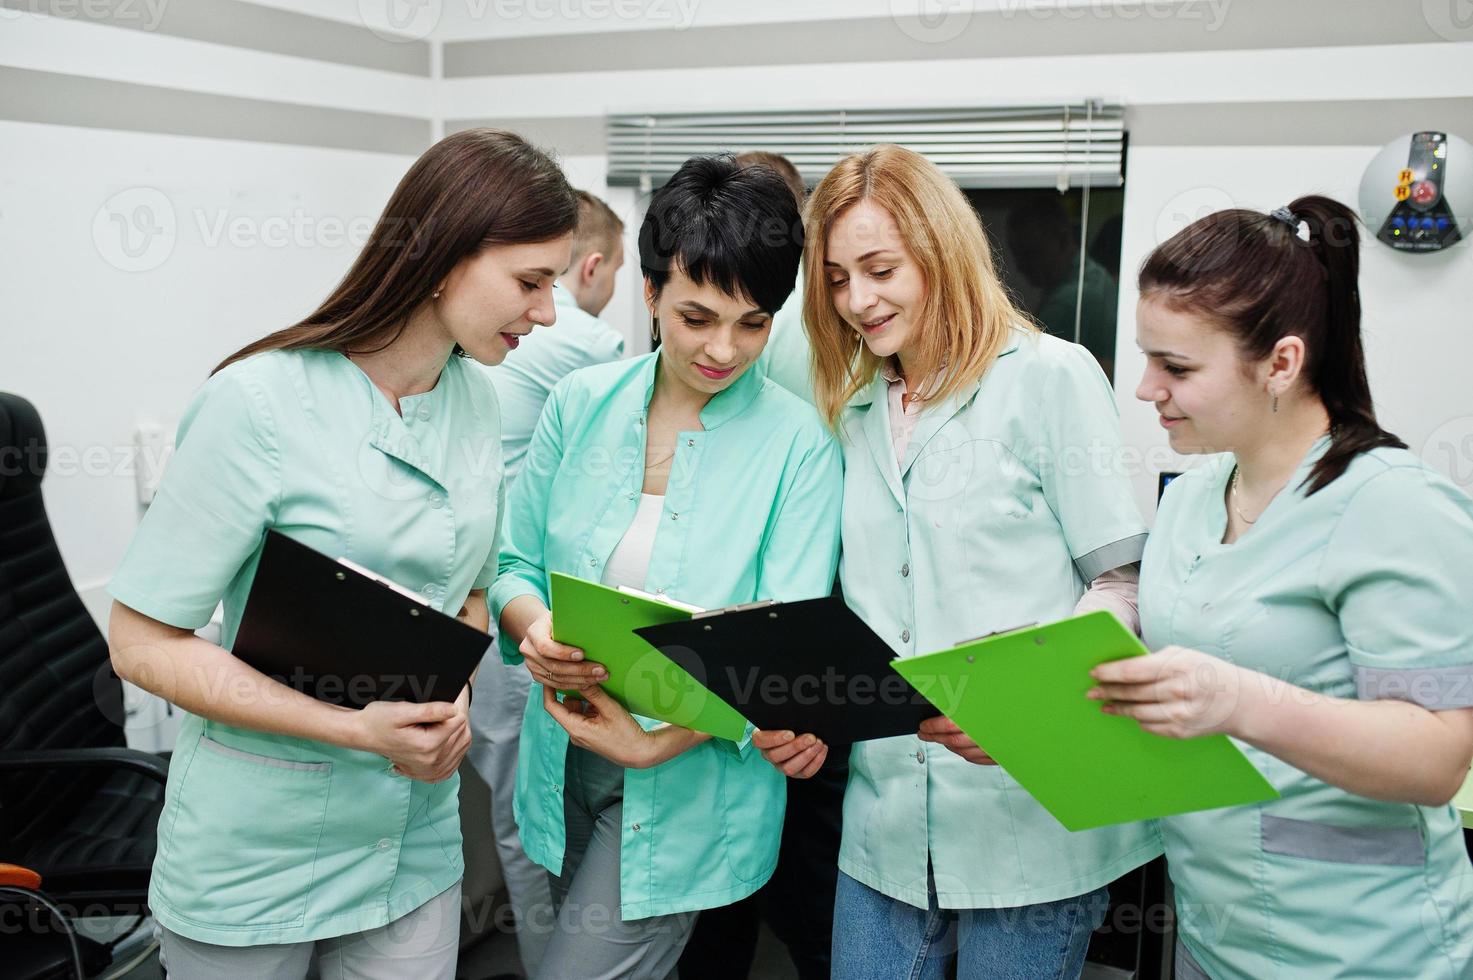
[802,144,1035,426]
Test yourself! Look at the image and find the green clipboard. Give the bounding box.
[890,611,1279,831]
[548,573,750,742]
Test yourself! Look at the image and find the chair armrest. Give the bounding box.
[0,747,169,785]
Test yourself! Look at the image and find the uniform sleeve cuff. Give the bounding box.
[1354,664,1473,709]
[1074,533,1148,583]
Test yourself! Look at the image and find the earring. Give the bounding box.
[650,316,661,345]
[1271,392,1279,413]
[432,290,442,300]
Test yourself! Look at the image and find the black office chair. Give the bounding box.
[0,392,170,978]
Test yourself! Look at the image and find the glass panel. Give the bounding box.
[965,187,1126,383]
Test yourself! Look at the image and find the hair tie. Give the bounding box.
[1269,206,1310,241]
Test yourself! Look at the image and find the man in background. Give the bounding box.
[745,151,817,408]
[490,189,627,478]
[468,189,626,978]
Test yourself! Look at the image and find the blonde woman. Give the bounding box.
[754,145,1158,979]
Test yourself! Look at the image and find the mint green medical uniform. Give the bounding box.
[1142,439,1473,979]
[836,329,1160,910]
[109,349,503,946]
[489,351,842,919]
[756,270,816,407]
[486,283,625,480]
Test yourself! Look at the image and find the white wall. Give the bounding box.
[0,119,414,603]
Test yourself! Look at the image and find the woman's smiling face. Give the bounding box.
[645,267,773,399]
[1135,293,1267,455]
[822,199,927,367]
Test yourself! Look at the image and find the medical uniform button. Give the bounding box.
[900,629,911,643]
[631,823,641,832]
[428,494,445,509]
[900,563,910,577]
[375,838,392,851]
[416,406,431,422]
[915,749,925,764]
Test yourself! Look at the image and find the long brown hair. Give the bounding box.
[214,128,578,374]
[1139,195,1404,494]
[802,144,1032,427]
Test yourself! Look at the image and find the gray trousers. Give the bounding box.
[469,649,554,976]
[157,880,461,980]
[538,746,696,980]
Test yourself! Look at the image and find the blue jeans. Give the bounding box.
[831,869,1109,980]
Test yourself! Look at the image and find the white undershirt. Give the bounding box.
[602,493,664,590]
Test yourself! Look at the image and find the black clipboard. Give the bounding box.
[634,595,936,744]
[232,531,491,709]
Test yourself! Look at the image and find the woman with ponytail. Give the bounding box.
[1091,195,1473,978]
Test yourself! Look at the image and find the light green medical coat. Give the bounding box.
[485,283,625,481]
[1144,439,1473,979]
[756,270,816,408]
[490,351,843,919]
[109,349,502,945]
[835,328,1160,910]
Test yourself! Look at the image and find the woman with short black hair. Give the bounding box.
[492,155,842,978]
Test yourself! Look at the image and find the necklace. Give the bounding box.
[1230,467,1262,525]
[646,445,677,469]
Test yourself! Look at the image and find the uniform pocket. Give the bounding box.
[157,735,333,929]
[1257,812,1436,973]
[1261,814,1423,866]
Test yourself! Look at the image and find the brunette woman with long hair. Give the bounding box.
[106,129,577,978]
[1091,196,1473,978]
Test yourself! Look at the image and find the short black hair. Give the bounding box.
[638,155,803,315]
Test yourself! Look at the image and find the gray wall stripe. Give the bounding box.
[444,116,606,156]
[0,67,431,155]
[449,99,1473,160]
[1129,98,1473,147]
[2,0,431,76]
[443,0,1451,78]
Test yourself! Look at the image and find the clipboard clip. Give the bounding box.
[952,622,1037,647]
[691,599,780,620]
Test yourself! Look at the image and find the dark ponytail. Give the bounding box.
[1139,194,1404,495]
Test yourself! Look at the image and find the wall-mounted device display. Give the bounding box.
[1359,131,1467,253]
